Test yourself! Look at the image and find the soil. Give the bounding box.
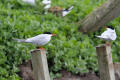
[18,60,34,80]
[18,60,100,80]
[54,70,99,80]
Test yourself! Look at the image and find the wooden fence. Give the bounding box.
[30,45,120,80]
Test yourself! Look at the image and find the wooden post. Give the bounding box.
[96,44,115,80]
[114,63,120,80]
[30,49,50,80]
[79,0,120,34]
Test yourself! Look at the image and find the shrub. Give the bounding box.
[1,0,120,79]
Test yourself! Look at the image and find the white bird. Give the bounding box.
[44,4,51,9]
[42,0,51,5]
[15,32,56,49]
[22,0,35,5]
[42,0,51,9]
[62,6,74,17]
[96,26,117,46]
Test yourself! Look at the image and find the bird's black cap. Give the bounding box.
[43,32,52,34]
[107,25,114,30]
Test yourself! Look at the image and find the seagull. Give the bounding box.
[15,32,56,49]
[96,26,117,46]
[22,0,35,5]
[42,0,51,9]
[62,6,74,17]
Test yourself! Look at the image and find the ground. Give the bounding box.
[18,60,100,80]
[54,70,99,80]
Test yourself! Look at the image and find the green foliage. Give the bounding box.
[1,0,120,79]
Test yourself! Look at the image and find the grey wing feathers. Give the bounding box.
[14,34,51,45]
[95,35,101,38]
[26,34,50,45]
[68,6,74,11]
[14,39,27,42]
[95,29,117,40]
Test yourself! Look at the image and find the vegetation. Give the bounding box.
[0,0,120,79]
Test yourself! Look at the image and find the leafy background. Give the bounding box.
[0,0,120,79]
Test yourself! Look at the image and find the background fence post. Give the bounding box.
[96,44,115,80]
[30,49,50,80]
[114,62,120,80]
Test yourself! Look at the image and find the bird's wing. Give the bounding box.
[100,30,117,40]
[100,30,111,39]
[26,34,45,42]
[62,6,73,17]
[68,6,74,11]
[26,34,50,45]
[110,31,117,40]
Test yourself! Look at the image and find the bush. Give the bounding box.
[1,0,120,79]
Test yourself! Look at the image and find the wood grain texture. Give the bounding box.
[96,44,115,80]
[79,0,120,33]
[114,63,120,80]
[31,49,50,80]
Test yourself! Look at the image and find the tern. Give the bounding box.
[15,32,56,49]
[48,6,74,17]
[62,6,74,17]
[96,26,117,46]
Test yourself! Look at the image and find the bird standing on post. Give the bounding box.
[15,32,56,50]
[96,26,117,46]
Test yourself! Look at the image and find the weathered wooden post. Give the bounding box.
[30,49,50,80]
[96,44,115,80]
[114,62,120,80]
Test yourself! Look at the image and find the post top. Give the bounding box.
[30,49,46,53]
[96,44,105,48]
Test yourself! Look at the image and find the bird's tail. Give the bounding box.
[65,6,74,11]
[68,6,74,11]
[14,39,26,42]
[95,35,102,39]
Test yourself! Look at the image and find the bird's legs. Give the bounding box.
[108,41,111,46]
[105,41,111,46]
[38,46,45,50]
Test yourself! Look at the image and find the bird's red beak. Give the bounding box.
[52,34,56,36]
